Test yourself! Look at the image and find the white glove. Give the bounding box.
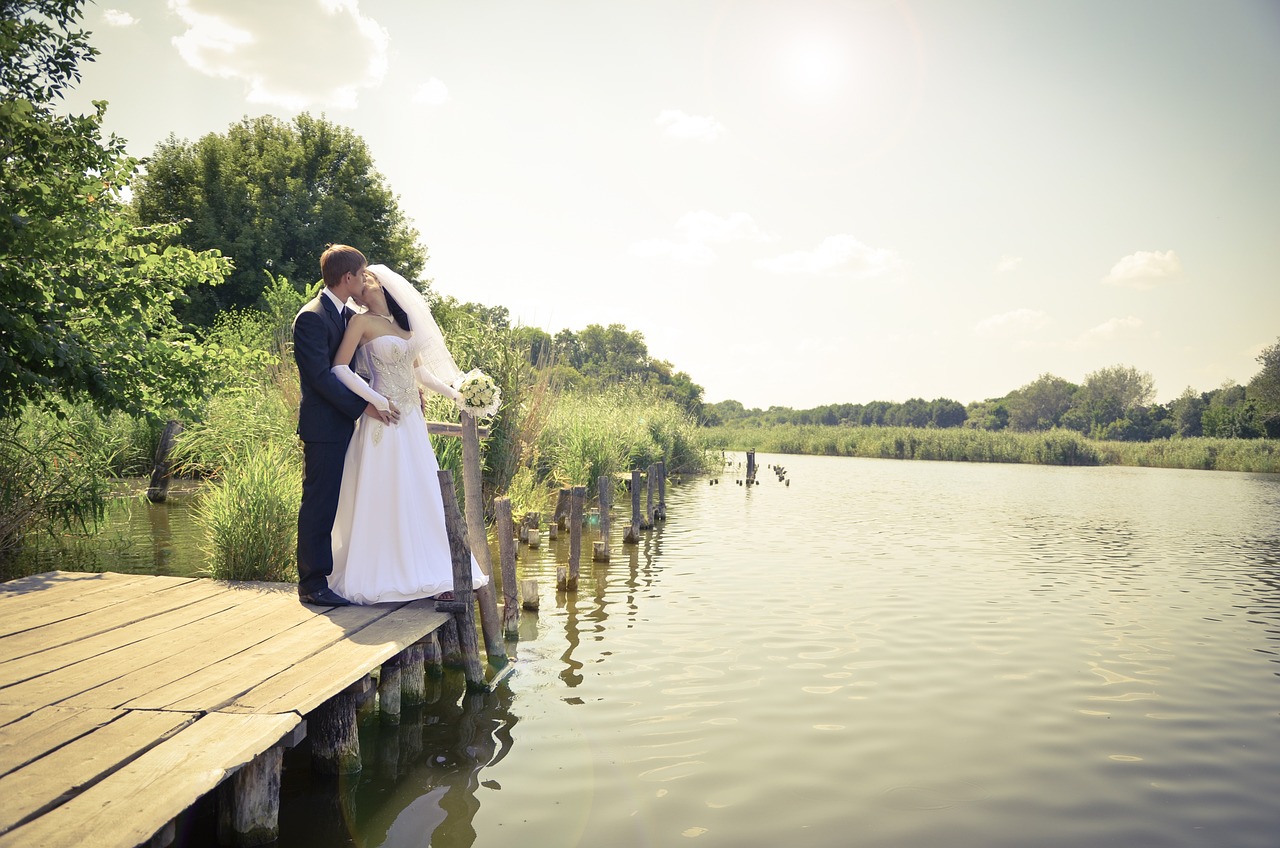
[332,364,390,411]
[415,364,462,402]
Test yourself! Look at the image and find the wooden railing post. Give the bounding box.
[460,411,506,666]
[494,497,519,639]
[437,469,486,690]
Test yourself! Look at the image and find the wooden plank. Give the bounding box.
[0,571,131,594]
[0,706,29,729]
[0,581,241,675]
[0,574,199,638]
[224,602,450,715]
[124,603,384,712]
[0,706,122,779]
[0,589,305,708]
[0,709,196,834]
[0,712,299,848]
[62,590,331,710]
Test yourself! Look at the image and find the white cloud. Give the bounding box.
[103,9,138,26]
[412,77,450,106]
[168,0,389,110]
[996,255,1022,273]
[628,238,717,267]
[656,109,725,142]
[629,210,766,267]
[974,308,1048,337]
[1082,316,1145,342]
[756,234,902,277]
[1103,249,1182,289]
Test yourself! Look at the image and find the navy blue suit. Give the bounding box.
[293,292,367,595]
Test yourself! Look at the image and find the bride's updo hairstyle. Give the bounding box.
[383,287,411,333]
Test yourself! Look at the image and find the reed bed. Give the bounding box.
[704,425,1280,473]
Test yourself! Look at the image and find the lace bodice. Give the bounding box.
[365,335,418,414]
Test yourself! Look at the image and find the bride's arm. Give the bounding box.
[413,356,462,401]
[331,318,398,417]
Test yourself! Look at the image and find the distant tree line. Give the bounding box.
[706,353,1280,441]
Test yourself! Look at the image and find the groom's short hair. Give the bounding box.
[320,244,367,289]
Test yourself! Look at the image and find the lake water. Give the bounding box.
[31,455,1280,847]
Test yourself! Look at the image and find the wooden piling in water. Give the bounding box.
[145,419,184,504]
[645,464,656,529]
[494,497,519,639]
[657,461,667,521]
[437,469,486,690]
[310,684,362,775]
[401,642,427,706]
[423,632,443,677]
[521,577,539,610]
[460,412,506,666]
[746,449,756,483]
[567,485,584,590]
[216,745,282,847]
[378,654,401,725]
[554,487,571,530]
[624,469,641,544]
[594,474,611,562]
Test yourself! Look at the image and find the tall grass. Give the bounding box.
[704,424,1280,473]
[538,384,709,499]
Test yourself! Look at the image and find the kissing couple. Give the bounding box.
[292,244,488,606]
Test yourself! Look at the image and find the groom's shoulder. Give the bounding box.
[295,294,326,319]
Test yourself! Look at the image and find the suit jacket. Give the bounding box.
[293,292,367,443]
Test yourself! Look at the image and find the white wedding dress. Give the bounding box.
[328,334,489,603]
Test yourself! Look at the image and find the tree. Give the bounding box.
[1064,365,1155,437]
[130,113,426,326]
[0,0,230,418]
[1168,387,1205,437]
[1247,337,1280,437]
[1007,374,1077,431]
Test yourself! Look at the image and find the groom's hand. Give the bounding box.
[365,402,401,424]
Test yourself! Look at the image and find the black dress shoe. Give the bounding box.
[299,587,352,606]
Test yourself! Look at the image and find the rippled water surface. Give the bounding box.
[304,454,1280,848]
[51,457,1280,846]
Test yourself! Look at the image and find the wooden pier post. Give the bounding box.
[521,577,539,610]
[460,412,506,666]
[746,449,756,484]
[378,654,401,725]
[423,632,443,677]
[402,642,427,707]
[145,419,184,503]
[217,745,283,847]
[645,464,656,529]
[593,474,611,562]
[554,487,571,530]
[310,686,362,775]
[657,460,667,521]
[567,485,584,591]
[624,469,641,544]
[437,469,487,690]
[494,497,519,639]
[437,620,462,668]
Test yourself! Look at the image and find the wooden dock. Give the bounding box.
[0,570,450,848]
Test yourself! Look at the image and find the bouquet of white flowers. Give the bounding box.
[453,369,501,418]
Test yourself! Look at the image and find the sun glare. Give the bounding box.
[778,36,850,104]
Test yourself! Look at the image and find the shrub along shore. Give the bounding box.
[703,424,1280,474]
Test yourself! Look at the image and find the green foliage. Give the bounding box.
[709,397,969,429]
[0,0,231,419]
[193,441,301,582]
[1007,373,1077,431]
[0,412,112,566]
[130,113,426,327]
[1247,337,1280,436]
[171,376,300,479]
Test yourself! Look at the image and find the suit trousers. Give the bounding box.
[297,439,350,595]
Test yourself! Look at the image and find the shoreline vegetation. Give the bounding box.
[703,424,1280,474]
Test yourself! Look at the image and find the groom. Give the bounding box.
[293,244,397,606]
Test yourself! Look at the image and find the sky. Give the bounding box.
[61,0,1280,409]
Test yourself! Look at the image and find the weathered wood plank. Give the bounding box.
[0,706,30,729]
[0,571,139,595]
[0,574,195,637]
[125,603,381,712]
[0,590,301,708]
[61,589,323,710]
[222,603,450,716]
[0,587,245,685]
[0,709,196,834]
[0,706,123,779]
[0,712,299,848]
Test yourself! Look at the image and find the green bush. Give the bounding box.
[194,442,301,582]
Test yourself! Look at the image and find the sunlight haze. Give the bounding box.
[63,0,1280,409]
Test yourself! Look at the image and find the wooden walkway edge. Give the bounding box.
[0,570,450,848]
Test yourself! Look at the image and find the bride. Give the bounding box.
[327,264,489,603]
